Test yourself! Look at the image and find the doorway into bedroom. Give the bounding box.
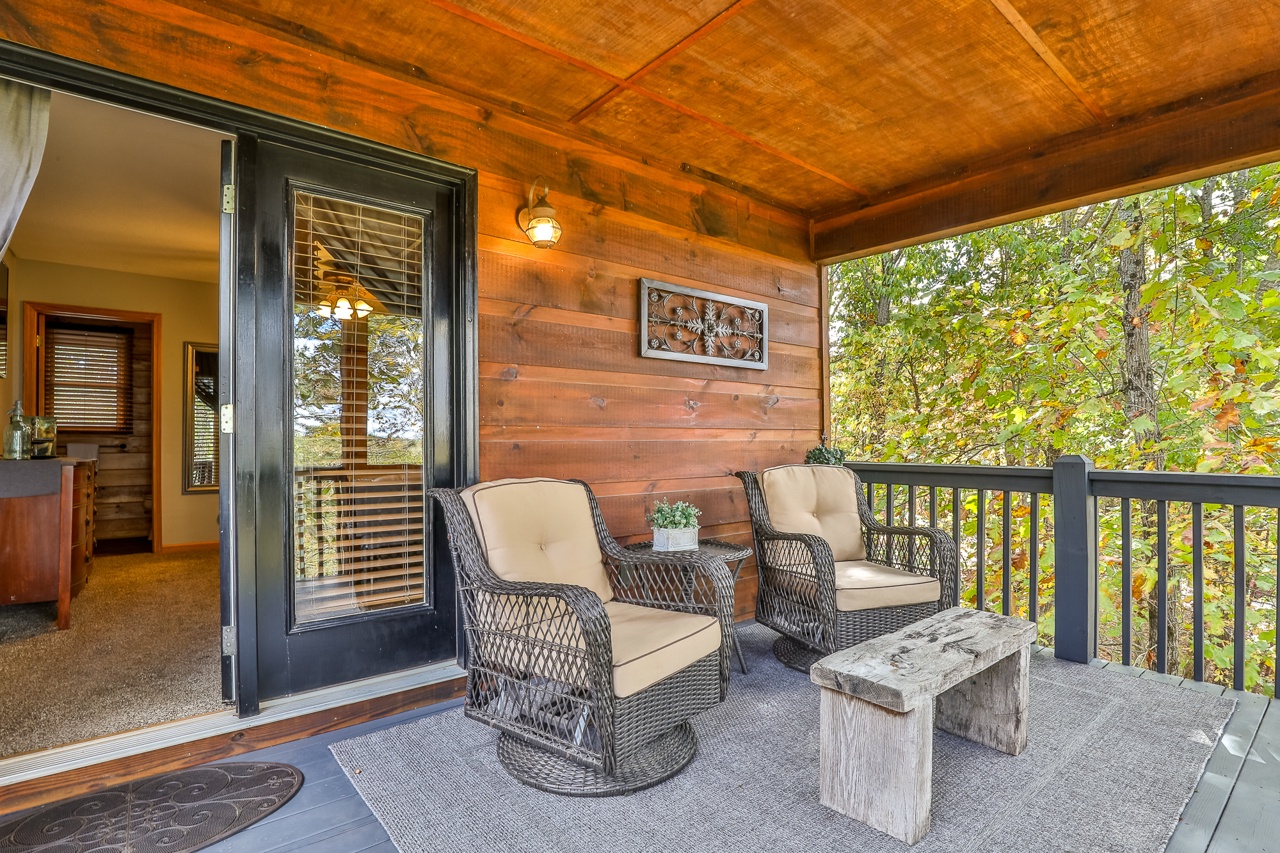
[0,89,229,759]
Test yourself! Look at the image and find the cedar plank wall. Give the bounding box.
[0,0,822,616]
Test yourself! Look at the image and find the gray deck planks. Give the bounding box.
[202,701,459,853]
[1206,699,1280,853]
[1165,692,1270,853]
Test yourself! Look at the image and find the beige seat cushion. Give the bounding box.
[462,478,613,603]
[473,601,720,699]
[760,465,866,561]
[834,560,940,612]
[605,601,720,698]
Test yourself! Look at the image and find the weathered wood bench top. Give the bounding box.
[810,607,1036,713]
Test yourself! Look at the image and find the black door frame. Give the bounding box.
[0,43,480,717]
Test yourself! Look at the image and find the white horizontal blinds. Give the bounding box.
[44,326,132,431]
[291,188,428,623]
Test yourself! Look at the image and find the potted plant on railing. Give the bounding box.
[647,498,701,552]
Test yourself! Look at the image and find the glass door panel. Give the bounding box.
[290,189,429,625]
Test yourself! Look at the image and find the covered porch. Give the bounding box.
[1,0,1279,849]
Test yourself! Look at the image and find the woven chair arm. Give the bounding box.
[861,523,957,603]
[751,526,838,589]
[468,577,616,694]
[603,547,734,613]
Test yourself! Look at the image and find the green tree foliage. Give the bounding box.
[829,164,1280,694]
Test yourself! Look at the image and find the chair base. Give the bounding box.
[496,722,697,797]
[773,635,826,673]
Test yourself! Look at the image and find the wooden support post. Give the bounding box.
[819,687,934,846]
[935,644,1029,755]
[1053,455,1096,663]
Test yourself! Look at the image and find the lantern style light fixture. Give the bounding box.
[313,241,373,322]
[317,282,372,321]
[517,177,562,248]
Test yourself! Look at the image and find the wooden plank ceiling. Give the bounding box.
[175,0,1280,259]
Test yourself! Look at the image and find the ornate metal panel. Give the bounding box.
[639,279,768,370]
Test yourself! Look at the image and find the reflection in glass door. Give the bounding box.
[290,190,430,625]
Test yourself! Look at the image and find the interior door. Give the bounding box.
[240,136,465,704]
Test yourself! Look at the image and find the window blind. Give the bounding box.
[44,326,133,431]
[290,188,428,623]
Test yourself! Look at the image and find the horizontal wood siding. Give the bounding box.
[478,186,819,615]
[0,0,822,615]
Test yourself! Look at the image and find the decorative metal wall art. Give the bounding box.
[639,279,768,370]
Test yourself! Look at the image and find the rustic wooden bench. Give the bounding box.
[809,607,1037,845]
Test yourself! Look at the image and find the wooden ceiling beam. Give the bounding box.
[811,73,1280,263]
[987,0,1109,124]
[417,0,862,195]
[570,0,760,124]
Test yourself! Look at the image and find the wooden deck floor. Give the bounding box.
[194,648,1278,853]
[2,646,1274,852]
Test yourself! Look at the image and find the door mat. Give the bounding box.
[0,762,302,852]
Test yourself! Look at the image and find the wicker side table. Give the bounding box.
[623,538,753,674]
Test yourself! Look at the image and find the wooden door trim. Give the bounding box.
[23,301,163,551]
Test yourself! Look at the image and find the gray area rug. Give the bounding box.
[330,622,1236,853]
[0,550,223,758]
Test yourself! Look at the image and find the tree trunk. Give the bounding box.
[865,252,901,449]
[1117,198,1179,673]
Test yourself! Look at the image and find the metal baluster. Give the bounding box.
[907,485,917,567]
[1157,502,1168,675]
[1002,491,1012,616]
[977,489,986,612]
[1233,504,1246,692]
[1193,502,1204,682]
[1121,498,1132,667]
[929,487,937,529]
[885,483,895,527]
[951,488,962,607]
[1029,493,1040,623]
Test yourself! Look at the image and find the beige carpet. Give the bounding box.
[0,550,224,758]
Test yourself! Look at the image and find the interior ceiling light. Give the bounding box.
[312,241,374,321]
[517,177,562,249]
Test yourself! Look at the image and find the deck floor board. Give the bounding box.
[3,655,1273,852]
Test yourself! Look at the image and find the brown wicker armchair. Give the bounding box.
[735,464,957,671]
[428,477,736,796]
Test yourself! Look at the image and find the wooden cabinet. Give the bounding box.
[70,459,96,595]
[0,458,96,629]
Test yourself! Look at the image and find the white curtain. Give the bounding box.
[0,80,50,257]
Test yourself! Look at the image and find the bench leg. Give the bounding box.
[935,644,1029,756]
[819,686,933,845]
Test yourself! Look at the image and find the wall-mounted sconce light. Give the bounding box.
[517,177,562,249]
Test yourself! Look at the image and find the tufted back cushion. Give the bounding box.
[461,478,614,603]
[760,465,866,562]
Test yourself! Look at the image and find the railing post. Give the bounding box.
[1053,454,1096,663]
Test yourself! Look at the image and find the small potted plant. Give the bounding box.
[647,498,701,552]
[805,434,847,466]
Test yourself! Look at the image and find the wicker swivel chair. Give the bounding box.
[428,477,736,796]
[736,464,957,672]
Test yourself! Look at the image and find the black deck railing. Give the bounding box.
[845,456,1279,696]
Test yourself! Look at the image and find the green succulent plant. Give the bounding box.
[805,441,847,466]
[646,499,701,529]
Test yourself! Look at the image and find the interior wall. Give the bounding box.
[5,257,219,547]
[0,0,823,614]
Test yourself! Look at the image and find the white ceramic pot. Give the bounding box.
[653,526,699,552]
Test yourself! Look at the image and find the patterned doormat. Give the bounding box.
[0,763,302,852]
